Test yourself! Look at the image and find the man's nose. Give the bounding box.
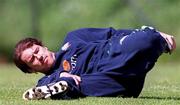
[33,54,43,60]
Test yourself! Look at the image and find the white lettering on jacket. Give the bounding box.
[71,54,77,70]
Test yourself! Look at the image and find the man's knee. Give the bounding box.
[123,29,166,54]
[146,31,166,52]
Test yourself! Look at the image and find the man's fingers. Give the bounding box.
[171,36,176,50]
[72,75,81,85]
[166,35,176,51]
[159,31,176,53]
[60,72,81,85]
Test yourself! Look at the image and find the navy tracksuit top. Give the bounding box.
[36,26,167,99]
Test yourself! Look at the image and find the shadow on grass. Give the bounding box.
[140,96,180,100]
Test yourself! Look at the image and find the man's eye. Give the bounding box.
[34,48,39,54]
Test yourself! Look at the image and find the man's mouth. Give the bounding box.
[40,55,47,64]
[43,56,47,64]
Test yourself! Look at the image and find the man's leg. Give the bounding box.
[99,26,176,74]
[97,26,176,97]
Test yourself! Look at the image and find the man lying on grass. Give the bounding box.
[13,26,176,100]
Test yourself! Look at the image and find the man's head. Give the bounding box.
[13,38,55,74]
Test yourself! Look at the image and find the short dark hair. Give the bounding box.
[13,37,43,73]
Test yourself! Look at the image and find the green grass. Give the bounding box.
[1,62,180,105]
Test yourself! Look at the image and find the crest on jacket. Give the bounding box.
[61,42,71,51]
[62,60,71,71]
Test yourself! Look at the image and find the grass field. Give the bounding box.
[1,62,180,105]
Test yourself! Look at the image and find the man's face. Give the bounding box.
[21,44,55,73]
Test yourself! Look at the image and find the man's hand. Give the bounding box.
[159,31,176,53]
[60,72,81,85]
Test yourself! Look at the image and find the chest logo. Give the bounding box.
[62,60,71,71]
[61,42,71,51]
